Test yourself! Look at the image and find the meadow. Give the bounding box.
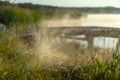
[0,3,120,80]
[0,28,120,80]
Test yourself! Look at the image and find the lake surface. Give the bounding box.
[81,14,120,28]
[73,14,120,49]
[42,14,120,49]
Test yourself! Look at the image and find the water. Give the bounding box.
[94,37,118,49]
[77,14,120,49]
[42,14,120,49]
[67,37,118,49]
[81,14,120,28]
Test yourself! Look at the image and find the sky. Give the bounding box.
[10,0,120,7]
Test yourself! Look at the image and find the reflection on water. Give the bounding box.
[45,14,120,49]
[80,14,120,49]
[94,37,118,49]
[67,37,118,49]
[65,14,120,49]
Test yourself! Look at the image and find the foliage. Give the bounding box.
[0,6,41,27]
[0,30,120,80]
[0,2,120,80]
[18,3,120,14]
[0,29,35,79]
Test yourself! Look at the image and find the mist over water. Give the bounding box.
[40,14,85,27]
[34,14,120,67]
[41,14,120,48]
[82,14,120,49]
[41,14,120,28]
[81,14,120,28]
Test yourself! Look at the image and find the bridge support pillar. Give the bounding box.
[87,36,94,49]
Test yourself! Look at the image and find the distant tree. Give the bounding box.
[0,0,10,6]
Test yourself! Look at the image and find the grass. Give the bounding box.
[0,5,119,79]
[0,29,120,80]
[0,6,42,27]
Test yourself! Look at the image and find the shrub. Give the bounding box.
[0,6,41,27]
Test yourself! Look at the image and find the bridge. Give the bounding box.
[47,26,120,37]
[21,26,120,48]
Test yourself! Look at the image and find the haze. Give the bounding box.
[10,0,120,7]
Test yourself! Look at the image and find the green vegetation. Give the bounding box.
[0,18,120,80]
[18,3,83,19]
[0,1,120,80]
[0,2,83,28]
[18,3,120,14]
[0,29,34,79]
[1,1,120,28]
[0,1,84,27]
[0,28,119,79]
[0,6,42,27]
